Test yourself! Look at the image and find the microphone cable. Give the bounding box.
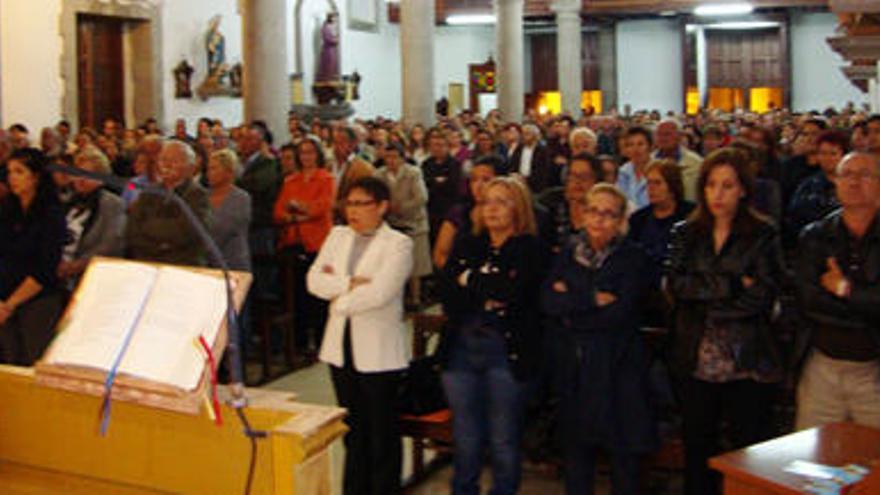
[48,164,267,494]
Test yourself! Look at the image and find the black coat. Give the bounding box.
[794,211,880,364]
[665,218,785,381]
[540,238,657,452]
[441,232,547,381]
[508,144,557,193]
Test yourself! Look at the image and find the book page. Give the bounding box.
[45,261,158,369]
[117,265,229,391]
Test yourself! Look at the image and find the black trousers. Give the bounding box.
[330,324,403,495]
[681,378,776,495]
[291,250,326,350]
[0,290,65,366]
[563,438,641,495]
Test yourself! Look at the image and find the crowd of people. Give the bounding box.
[0,103,879,495]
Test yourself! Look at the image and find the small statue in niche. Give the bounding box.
[197,14,239,100]
[173,60,194,99]
[350,70,361,100]
[316,11,340,83]
[205,15,226,78]
[229,63,242,93]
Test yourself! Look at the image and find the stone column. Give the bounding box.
[400,0,435,127]
[241,0,289,141]
[552,0,583,116]
[494,0,524,121]
[597,24,617,113]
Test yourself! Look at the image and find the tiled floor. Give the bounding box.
[263,360,684,494]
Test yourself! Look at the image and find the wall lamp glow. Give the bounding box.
[694,3,754,16]
[446,15,497,25]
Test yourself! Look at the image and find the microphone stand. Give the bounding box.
[49,164,267,492]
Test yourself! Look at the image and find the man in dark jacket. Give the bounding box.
[422,128,462,245]
[795,152,880,430]
[126,140,210,266]
[509,123,556,193]
[237,123,280,296]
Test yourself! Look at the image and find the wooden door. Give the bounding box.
[77,15,124,131]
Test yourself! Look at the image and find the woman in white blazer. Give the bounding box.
[307,176,413,495]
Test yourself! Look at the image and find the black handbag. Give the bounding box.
[398,354,448,415]
[398,321,450,416]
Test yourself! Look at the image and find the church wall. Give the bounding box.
[790,12,865,112]
[615,18,684,114]
[0,0,64,130]
[434,25,496,116]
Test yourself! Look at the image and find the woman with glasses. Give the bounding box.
[307,176,413,495]
[441,176,546,495]
[666,148,784,495]
[541,183,657,495]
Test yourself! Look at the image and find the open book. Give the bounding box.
[35,257,250,414]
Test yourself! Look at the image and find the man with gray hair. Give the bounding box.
[125,140,211,266]
[653,118,701,202]
[509,123,554,193]
[795,151,880,430]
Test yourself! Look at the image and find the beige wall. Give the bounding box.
[0,0,64,130]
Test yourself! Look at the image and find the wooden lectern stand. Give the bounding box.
[0,365,346,494]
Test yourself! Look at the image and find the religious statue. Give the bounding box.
[229,63,242,92]
[197,15,240,100]
[316,12,340,82]
[173,60,194,99]
[205,15,226,78]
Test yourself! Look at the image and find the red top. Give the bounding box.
[273,168,335,253]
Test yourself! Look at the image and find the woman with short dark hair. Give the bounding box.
[666,147,785,495]
[307,176,413,495]
[629,159,695,266]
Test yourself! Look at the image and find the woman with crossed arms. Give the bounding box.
[307,176,413,495]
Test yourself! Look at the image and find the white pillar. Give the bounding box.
[494,0,524,121]
[552,0,582,116]
[401,0,435,127]
[241,0,290,141]
[696,26,708,110]
[874,60,880,113]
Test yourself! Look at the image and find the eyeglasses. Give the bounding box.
[585,207,622,221]
[478,198,515,208]
[568,172,596,183]
[343,199,377,208]
[836,171,880,182]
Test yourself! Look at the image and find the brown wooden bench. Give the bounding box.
[399,313,453,487]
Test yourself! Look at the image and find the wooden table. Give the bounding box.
[709,422,880,494]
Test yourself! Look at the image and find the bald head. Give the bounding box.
[655,119,681,153]
[835,152,880,210]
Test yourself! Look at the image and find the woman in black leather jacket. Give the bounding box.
[665,148,784,495]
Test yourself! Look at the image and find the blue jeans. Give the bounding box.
[442,327,525,495]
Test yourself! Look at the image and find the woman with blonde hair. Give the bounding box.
[541,183,657,494]
[207,148,251,272]
[57,145,126,284]
[441,176,546,495]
